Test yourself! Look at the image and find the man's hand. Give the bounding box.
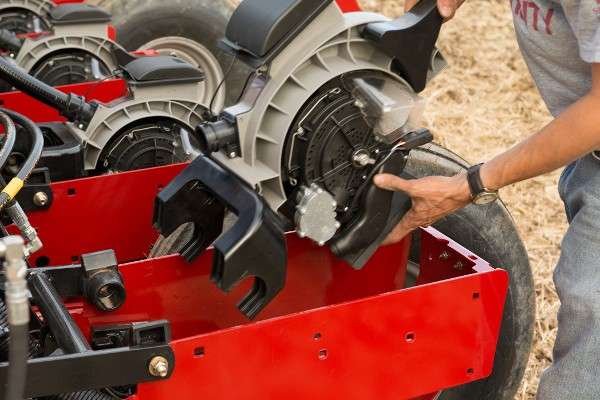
[374,173,472,245]
[404,0,465,20]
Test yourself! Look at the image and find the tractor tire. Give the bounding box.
[94,0,250,109]
[405,143,535,400]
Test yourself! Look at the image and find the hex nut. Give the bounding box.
[148,356,169,378]
[33,192,49,207]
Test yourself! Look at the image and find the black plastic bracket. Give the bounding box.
[330,129,434,268]
[48,4,112,25]
[330,152,412,268]
[220,0,333,68]
[91,320,171,351]
[153,156,287,319]
[362,0,443,92]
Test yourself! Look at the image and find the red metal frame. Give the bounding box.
[0,80,128,123]
[6,2,508,397]
[336,0,362,12]
[16,164,508,399]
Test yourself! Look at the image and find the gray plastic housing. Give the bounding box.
[76,78,210,170]
[210,2,443,213]
[14,14,121,75]
[0,0,56,27]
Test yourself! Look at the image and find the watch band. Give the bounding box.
[467,163,486,198]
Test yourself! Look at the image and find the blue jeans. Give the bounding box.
[537,154,600,399]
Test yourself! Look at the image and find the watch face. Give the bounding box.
[473,191,499,205]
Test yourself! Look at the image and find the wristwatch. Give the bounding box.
[467,164,499,205]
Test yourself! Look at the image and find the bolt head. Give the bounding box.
[148,356,169,378]
[33,192,49,207]
[228,152,237,159]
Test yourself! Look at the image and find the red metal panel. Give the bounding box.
[116,230,506,400]
[71,236,410,339]
[0,79,128,123]
[107,24,117,41]
[21,162,506,399]
[21,163,186,267]
[337,0,362,12]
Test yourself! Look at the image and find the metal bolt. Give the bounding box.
[453,261,464,271]
[148,356,169,378]
[352,152,376,168]
[33,192,49,207]
[228,152,237,159]
[439,252,450,261]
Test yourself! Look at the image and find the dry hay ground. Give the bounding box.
[362,0,564,398]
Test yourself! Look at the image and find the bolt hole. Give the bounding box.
[313,332,322,341]
[67,188,76,196]
[158,184,164,191]
[35,256,50,268]
[405,332,416,343]
[318,349,328,360]
[473,292,480,300]
[467,368,475,375]
[71,255,79,263]
[469,255,478,261]
[194,347,205,358]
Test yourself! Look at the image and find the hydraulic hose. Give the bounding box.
[0,110,16,171]
[6,324,27,400]
[0,109,43,211]
[3,236,29,400]
[0,56,96,124]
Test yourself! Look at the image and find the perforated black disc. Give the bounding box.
[31,51,110,87]
[283,73,390,219]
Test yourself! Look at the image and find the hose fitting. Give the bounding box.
[3,236,28,327]
[0,57,96,126]
[5,202,43,256]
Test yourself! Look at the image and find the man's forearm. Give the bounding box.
[481,92,600,190]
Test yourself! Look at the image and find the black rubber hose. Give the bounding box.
[5,324,28,400]
[0,109,43,182]
[28,273,90,354]
[0,56,95,124]
[0,111,17,171]
[0,109,43,211]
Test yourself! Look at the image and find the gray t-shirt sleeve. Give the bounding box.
[561,0,600,63]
